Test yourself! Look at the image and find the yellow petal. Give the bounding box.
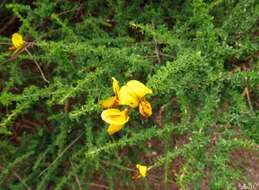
[136,164,147,177]
[139,100,152,117]
[126,80,152,99]
[112,77,120,97]
[118,85,139,108]
[11,33,24,49]
[101,108,129,126]
[100,96,118,108]
[107,124,124,135]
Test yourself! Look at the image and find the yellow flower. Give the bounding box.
[136,164,147,178]
[119,80,152,107]
[119,80,153,117]
[126,80,152,99]
[100,96,118,108]
[139,99,152,117]
[10,33,24,50]
[101,108,129,135]
[112,77,120,96]
[118,85,139,108]
[100,78,120,108]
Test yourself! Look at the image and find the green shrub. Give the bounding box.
[0,0,258,189]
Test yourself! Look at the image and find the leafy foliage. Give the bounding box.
[0,0,258,189]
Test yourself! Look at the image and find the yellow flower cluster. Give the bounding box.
[100,78,152,135]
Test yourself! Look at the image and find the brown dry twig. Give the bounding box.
[151,21,162,64]
[64,98,70,113]
[152,36,161,64]
[242,79,253,110]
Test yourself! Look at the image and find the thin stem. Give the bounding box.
[70,160,83,190]
[0,164,30,189]
[24,48,49,83]
[242,86,253,110]
[152,21,161,64]
[38,131,84,177]
[152,36,161,64]
[0,42,12,45]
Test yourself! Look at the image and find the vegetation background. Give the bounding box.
[0,0,258,189]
